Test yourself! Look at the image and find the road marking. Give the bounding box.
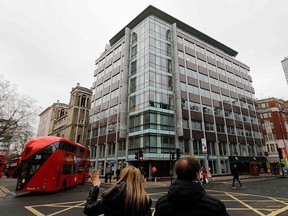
[24,190,288,216]
[25,201,86,215]
[26,201,155,216]
[25,206,45,216]
[265,197,288,216]
[225,192,266,216]
[0,185,16,196]
[208,189,288,201]
[267,205,288,216]
[220,199,279,202]
[226,208,254,210]
[47,201,86,216]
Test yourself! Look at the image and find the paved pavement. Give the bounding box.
[92,172,280,188]
[0,172,281,199]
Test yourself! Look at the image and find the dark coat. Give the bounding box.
[155,180,229,216]
[84,182,152,216]
[231,167,239,178]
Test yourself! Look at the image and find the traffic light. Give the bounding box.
[135,152,139,160]
[171,152,175,160]
[139,147,143,160]
[277,148,283,160]
[176,148,181,160]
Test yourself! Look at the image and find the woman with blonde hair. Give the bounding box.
[84,165,152,216]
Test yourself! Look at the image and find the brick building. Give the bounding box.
[257,97,288,173]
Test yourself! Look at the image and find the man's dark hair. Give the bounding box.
[175,157,201,181]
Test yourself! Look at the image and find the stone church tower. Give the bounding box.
[38,83,92,146]
[66,83,92,145]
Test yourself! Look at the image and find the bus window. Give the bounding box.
[20,162,29,179]
[30,164,41,176]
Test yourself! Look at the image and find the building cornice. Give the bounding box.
[109,5,238,57]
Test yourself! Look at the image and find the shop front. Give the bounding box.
[229,156,268,174]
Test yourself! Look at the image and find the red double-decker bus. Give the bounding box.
[0,154,6,178]
[5,157,21,178]
[16,136,90,192]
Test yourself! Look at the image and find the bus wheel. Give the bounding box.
[62,180,67,190]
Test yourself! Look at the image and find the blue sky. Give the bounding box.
[1,0,287,112]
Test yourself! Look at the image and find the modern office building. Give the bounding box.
[281,57,288,85]
[257,97,288,173]
[88,5,265,177]
[37,83,92,146]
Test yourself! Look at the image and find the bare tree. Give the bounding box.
[0,75,40,154]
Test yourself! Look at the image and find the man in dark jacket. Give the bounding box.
[154,157,229,216]
[231,164,245,189]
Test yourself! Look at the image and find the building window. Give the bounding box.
[131,46,137,59]
[270,144,275,152]
[224,110,232,118]
[216,124,225,133]
[177,36,183,45]
[190,102,200,112]
[205,122,214,131]
[130,78,136,93]
[266,133,273,141]
[77,135,81,143]
[166,30,171,42]
[182,119,189,128]
[191,120,202,130]
[219,142,227,156]
[132,32,137,45]
[60,109,65,117]
[131,61,137,76]
[81,95,87,107]
[227,126,235,135]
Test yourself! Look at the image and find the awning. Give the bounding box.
[229,156,267,163]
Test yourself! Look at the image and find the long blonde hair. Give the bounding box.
[103,165,149,215]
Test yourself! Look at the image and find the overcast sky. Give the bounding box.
[1,0,288,114]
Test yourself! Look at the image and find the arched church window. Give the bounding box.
[81,95,87,107]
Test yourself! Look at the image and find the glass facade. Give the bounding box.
[88,6,265,177]
[128,16,175,160]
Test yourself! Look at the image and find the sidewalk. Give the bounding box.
[96,172,279,188]
[210,172,278,182]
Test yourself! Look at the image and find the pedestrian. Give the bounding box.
[108,166,113,183]
[151,166,157,182]
[201,166,208,186]
[116,166,121,181]
[154,157,229,216]
[139,166,146,182]
[84,165,152,216]
[104,166,109,183]
[232,164,245,189]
